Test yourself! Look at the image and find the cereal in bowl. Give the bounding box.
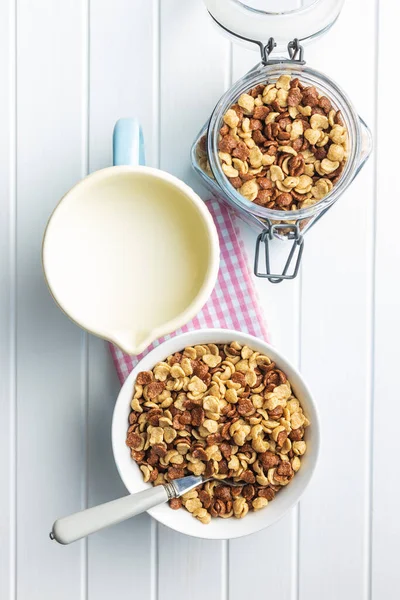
[126,342,309,524]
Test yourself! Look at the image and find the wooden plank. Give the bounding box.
[157,2,230,598]
[371,1,400,598]
[231,46,302,361]
[86,1,156,599]
[158,525,227,599]
[298,1,376,598]
[15,1,87,598]
[0,1,15,598]
[228,38,301,599]
[87,338,154,600]
[159,0,231,188]
[89,0,158,171]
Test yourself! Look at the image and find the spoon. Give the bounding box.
[50,475,243,544]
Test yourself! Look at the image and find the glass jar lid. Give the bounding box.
[204,0,344,48]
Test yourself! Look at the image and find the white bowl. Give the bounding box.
[112,329,320,539]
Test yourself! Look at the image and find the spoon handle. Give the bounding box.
[50,485,169,545]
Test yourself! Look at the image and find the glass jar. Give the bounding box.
[191,1,373,283]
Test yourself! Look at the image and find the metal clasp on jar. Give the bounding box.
[208,11,305,67]
[254,222,304,284]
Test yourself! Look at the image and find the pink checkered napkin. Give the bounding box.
[110,199,269,384]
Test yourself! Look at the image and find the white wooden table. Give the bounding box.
[1,1,398,599]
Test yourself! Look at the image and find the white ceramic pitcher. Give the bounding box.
[42,119,220,354]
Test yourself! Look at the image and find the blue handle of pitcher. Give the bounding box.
[113,118,146,166]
